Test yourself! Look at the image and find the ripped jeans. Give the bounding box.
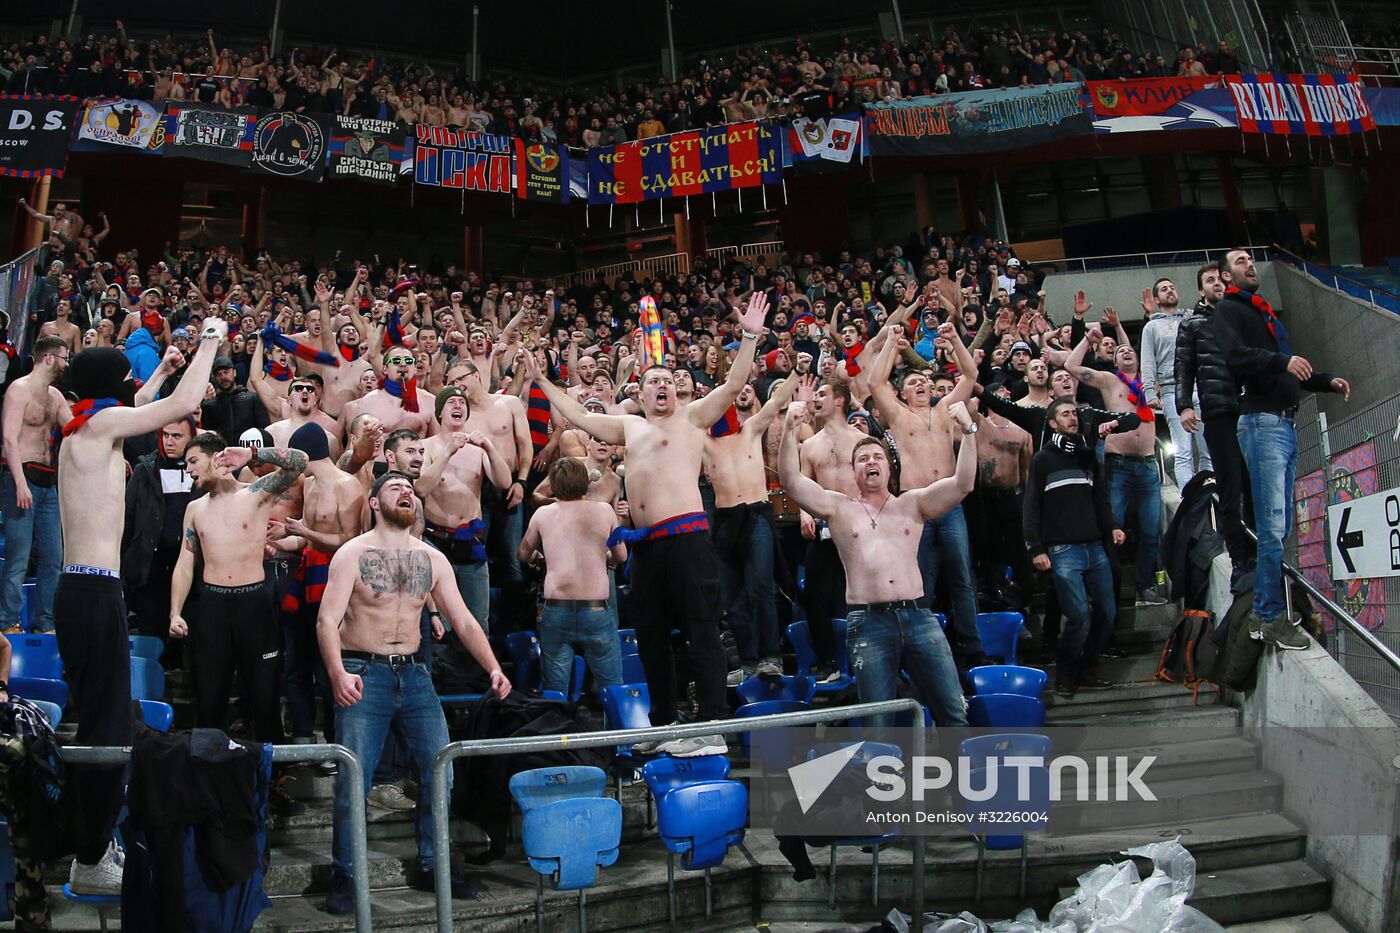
[846,606,967,727]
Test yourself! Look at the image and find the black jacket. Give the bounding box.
[122,453,201,588]
[200,387,268,443]
[1023,438,1118,558]
[981,390,1143,453]
[1174,300,1237,419]
[1213,289,1339,414]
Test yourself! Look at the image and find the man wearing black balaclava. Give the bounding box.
[55,320,226,896]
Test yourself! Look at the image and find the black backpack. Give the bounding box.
[1155,609,1217,702]
[1205,588,1264,692]
[0,698,73,862]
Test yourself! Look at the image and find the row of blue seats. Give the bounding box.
[10,634,167,710]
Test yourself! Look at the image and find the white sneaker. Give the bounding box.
[630,721,679,755]
[367,782,416,812]
[69,842,124,895]
[656,734,728,758]
[725,668,751,687]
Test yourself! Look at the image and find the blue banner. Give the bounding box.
[863,84,1091,156]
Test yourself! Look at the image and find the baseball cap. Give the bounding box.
[213,356,235,370]
[583,397,607,413]
[1010,341,1033,355]
[1006,258,1022,268]
[172,328,191,341]
[238,427,273,448]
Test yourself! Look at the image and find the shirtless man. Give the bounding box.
[533,420,624,511]
[517,457,627,697]
[56,321,226,894]
[317,471,509,913]
[268,375,343,461]
[521,293,769,755]
[39,297,83,357]
[18,198,83,256]
[1,336,70,633]
[869,323,988,665]
[248,336,297,421]
[1017,357,1052,407]
[1065,327,1166,605]
[337,413,386,491]
[971,395,1033,595]
[704,373,805,683]
[796,379,870,675]
[312,277,375,417]
[779,397,977,727]
[275,423,367,744]
[169,433,307,741]
[418,388,511,632]
[339,346,436,446]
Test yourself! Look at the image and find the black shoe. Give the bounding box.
[1076,671,1114,690]
[1099,644,1130,659]
[410,863,481,900]
[1054,681,1076,700]
[324,870,355,915]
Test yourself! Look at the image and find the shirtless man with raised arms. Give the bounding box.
[317,471,508,913]
[520,293,769,756]
[780,396,978,727]
[57,319,226,894]
[339,346,436,450]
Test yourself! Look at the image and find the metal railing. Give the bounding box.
[429,698,928,933]
[1047,246,1269,275]
[64,742,372,931]
[1269,247,1400,316]
[1289,391,1400,720]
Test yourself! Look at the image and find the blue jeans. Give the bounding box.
[333,657,450,874]
[0,472,61,631]
[1106,455,1162,591]
[916,505,984,656]
[1237,413,1296,621]
[539,603,623,697]
[1160,390,1212,489]
[717,510,781,665]
[847,607,967,727]
[450,560,490,635]
[1047,542,1117,683]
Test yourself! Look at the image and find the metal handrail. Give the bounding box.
[429,697,928,933]
[1242,524,1400,673]
[1268,244,1400,308]
[62,743,373,932]
[1051,246,1269,274]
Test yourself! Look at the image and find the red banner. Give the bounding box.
[1224,73,1375,136]
[1087,77,1216,116]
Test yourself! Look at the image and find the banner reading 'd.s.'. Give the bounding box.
[864,84,1091,156]
[0,95,81,177]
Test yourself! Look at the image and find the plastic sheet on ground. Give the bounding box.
[882,838,1225,933]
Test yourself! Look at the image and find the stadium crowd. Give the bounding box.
[1,21,1244,144]
[0,191,1349,914]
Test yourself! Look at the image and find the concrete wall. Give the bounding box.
[1041,261,1282,326]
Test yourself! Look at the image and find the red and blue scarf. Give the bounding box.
[708,404,741,438]
[381,375,420,412]
[1114,370,1154,423]
[260,322,339,367]
[339,343,361,362]
[54,397,124,460]
[1226,286,1293,356]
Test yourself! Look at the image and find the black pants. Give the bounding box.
[128,548,185,669]
[1203,414,1256,565]
[194,582,285,743]
[975,486,1033,592]
[54,572,133,865]
[629,531,727,725]
[801,536,846,668]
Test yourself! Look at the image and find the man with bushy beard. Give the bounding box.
[316,470,509,913]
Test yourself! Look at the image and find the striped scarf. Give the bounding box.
[526,384,552,454]
[381,376,419,413]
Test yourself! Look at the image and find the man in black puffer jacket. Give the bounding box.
[1175,261,1253,591]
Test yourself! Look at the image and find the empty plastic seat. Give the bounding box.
[128,635,164,662]
[967,665,1047,698]
[785,621,853,696]
[600,683,659,824]
[509,765,608,814]
[975,611,1025,665]
[10,636,67,707]
[734,699,810,771]
[129,656,165,701]
[735,674,814,706]
[138,700,174,732]
[806,741,904,907]
[966,693,1045,729]
[656,780,748,922]
[641,755,730,802]
[958,762,1051,901]
[522,796,621,933]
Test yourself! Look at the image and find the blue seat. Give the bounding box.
[31,700,61,729]
[509,765,608,814]
[967,693,1045,728]
[506,631,542,691]
[439,693,485,707]
[935,612,948,633]
[10,636,68,706]
[129,656,165,701]
[601,683,659,825]
[736,674,814,705]
[10,677,68,708]
[735,700,809,771]
[656,780,748,922]
[18,581,35,633]
[128,635,164,662]
[641,756,730,802]
[138,700,174,732]
[958,762,1051,901]
[805,742,904,907]
[958,733,1052,767]
[968,665,1047,698]
[522,796,622,933]
[785,621,853,696]
[976,611,1024,664]
[621,653,646,685]
[61,883,119,931]
[617,629,639,656]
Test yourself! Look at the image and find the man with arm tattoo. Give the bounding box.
[168,432,307,742]
[317,471,509,913]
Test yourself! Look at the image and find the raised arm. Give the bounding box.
[868,323,905,420]
[96,321,227,439]
[746,371,807,436]
[908,401,977,520]
[778,408,842,521]
[688,292,767,427]
[1063,331,1105,387]
[519,348,629,445]
[219,444,309,503]
[134,346,185,407]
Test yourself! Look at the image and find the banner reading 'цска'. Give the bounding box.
[1224,73,1375,136]
[864,83,1091,156]
[587,122,782,205]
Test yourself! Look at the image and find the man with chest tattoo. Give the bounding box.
[318,471,509,913]
[969,393,1033,598]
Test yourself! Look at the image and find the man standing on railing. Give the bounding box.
[1213,248,1350,651]
[1175,262,1256,592]
[1141,278,1212,488]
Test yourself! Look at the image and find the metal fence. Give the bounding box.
[1269,251,1400,317]
[1045,246,1269,275]
[64,742,372,931]
[428,698,928,933]
[1290,391,1400,721]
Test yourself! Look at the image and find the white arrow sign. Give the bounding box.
[1327,487,1400,581]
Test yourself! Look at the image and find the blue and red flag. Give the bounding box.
[588,122,782,205]
[638,296,665,370]
[1225,73,1375,137]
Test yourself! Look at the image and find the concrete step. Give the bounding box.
[1227,911,1352,931]
[1058,858,1330,927]
[1046,679,1215,718]
[1050,703,1241,729]
[1043,768,1283,834]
